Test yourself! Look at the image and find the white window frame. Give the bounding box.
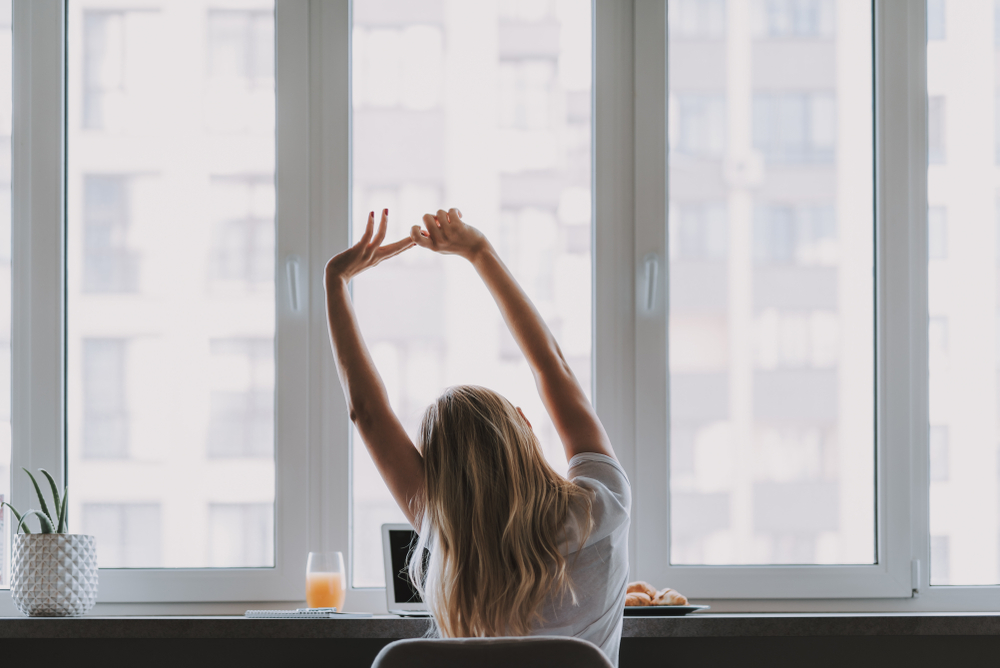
[4,0,1000,613]
[3,0,312,607]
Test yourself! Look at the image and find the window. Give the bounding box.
[8,0,1000,612]
[753,0,835,38]
[205,9,274,133]
[669,0,726,38]
[209,176,275,290]
[928,206,947,260]
[0,0,9,587]
[928,96,946,164]
[81,503,161,568]
[668,0,874,569]
[81,9,159,132]
[65,0,280,577]
[208,503,273,567]
[207,338,273,458]
[753,93,836,164]
[928,0,946,41]
[350,0,592,588]
[82,339,129,459]
[927,0,1000,587]
[82,176,139,293]
[671,95,726,158]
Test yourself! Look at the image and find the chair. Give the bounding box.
[371,635,614,668]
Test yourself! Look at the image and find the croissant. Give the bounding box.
[653,588,688,606]
[626,581,657,599]
[625,592,652,607]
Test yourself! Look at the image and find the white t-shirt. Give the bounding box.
[533,452,631,667]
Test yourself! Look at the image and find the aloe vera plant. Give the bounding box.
[1,468,68,535]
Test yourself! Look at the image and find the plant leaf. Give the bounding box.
[1,501,29,534]
[16,509,54,534]
[22,468,52,523]
[38,468,62,529]
[56,488,68,533]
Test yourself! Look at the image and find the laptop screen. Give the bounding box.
[388,528,423,605]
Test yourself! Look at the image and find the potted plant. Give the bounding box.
[2,468,98,616]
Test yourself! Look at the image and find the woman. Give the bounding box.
[325,208,630,665]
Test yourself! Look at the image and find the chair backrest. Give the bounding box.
[370,635,614,668]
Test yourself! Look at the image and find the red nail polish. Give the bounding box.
[369,211,374,218]
[384,208,389,215]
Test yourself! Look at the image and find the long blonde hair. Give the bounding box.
[408,385,593,638]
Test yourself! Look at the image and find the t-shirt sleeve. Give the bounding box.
[567,452,632,550]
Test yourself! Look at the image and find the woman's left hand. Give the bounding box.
[326,209,414,283]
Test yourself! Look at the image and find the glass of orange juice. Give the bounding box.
[306,551,346,610]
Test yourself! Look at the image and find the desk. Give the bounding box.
[1,613,999,667]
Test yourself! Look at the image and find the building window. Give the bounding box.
[928,0,946,41]
[82,339,129,460]
[208,503,273,567]
[205,9,275,133]
[928,206,948,260]
[672,95,726,158]
[83,176,139,294]
[753,0,835,38]
[207,339,274,458]
[753,93,835,164]
[81,503,161,568]
[210,175,275,290]
[753,205,837,265]
[928,96,946,165]
[930,426,949,482]
[82,10,158,132]
[672,203,728,260]
[668,0,726,38]
[208,10,274,87]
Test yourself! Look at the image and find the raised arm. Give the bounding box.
[410,208,615,462]
[325,210,424,525]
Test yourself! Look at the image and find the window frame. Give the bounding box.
[4,0,1000,612]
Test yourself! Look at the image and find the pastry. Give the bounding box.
[653,588,688,606]
[625,592,652,606]
[626,581,657,599]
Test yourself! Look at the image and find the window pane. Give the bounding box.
[66,0,276,568]
[927,0,1000,586]
[668,0,875,565]
[0,0,9,587]
[351,0,592,587]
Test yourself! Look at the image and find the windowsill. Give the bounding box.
[2,613,1000,638]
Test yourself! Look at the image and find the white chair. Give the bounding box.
[370,635,614,668]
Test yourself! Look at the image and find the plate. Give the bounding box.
[623,605,710,616]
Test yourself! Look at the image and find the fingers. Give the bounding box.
[448,208,463,224]
[358,211,375,248]
[423,213,443,246]
[370,208,389,250]
[436,209,451,232]
[376,236,416,262]
[411,225,433,248]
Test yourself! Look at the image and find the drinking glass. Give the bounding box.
[306,551,346,610]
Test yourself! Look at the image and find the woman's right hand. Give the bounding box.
[410,208,488,262]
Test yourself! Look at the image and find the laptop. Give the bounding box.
[381,523,432,617]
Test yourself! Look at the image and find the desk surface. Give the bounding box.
[2,613,1000,638]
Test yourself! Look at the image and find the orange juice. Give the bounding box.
[306,571,345,610]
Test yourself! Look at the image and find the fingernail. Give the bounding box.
[384,208,389,216]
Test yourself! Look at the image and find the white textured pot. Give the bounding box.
[11,534,98,617]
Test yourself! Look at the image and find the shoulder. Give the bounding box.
[568,452,630,496]
[566,452,631,549]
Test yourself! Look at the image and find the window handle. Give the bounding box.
[642,253,659,313]
[286,255,302,312]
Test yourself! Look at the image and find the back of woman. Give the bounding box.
[324,208,629,665]
[409,387,631,665]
